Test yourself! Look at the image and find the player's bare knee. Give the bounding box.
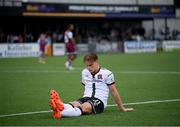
[81,103,92,114]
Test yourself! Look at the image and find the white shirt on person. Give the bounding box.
[81,67,115,107]
[64,30,73,43]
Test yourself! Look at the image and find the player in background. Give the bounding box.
[64,24,77,70]
[49,53,134,119]
[38,33,48,64]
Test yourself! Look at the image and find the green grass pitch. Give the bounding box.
[0,52,180,126]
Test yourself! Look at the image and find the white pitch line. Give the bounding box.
[107,98,180,107]
[0,110,52,118]
[0,98,180,118]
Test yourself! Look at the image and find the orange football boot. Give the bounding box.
[49,99,61,119]
[50,90,64,111]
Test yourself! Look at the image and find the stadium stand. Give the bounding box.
[0,0,180,56]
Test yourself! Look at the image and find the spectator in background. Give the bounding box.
[18,34,23,43]
[13,35,19,43]
[7,34,13,43]
[38,33,48,64]
[160,26,170,40]
[0,32,6,43]
[26,32,34,42]
[172,29,179,40]
[64,24,77,70]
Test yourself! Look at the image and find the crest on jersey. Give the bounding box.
[98,74,102,79]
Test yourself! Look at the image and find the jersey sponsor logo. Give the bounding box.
[85,79,102,83]
[92,79,102,83]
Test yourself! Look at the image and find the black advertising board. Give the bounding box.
[0,1,175,18]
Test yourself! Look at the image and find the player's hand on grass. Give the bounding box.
[121,107,134,112]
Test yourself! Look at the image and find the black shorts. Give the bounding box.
[77,97,104,114]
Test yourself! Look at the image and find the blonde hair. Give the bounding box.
[83,53,98,63]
